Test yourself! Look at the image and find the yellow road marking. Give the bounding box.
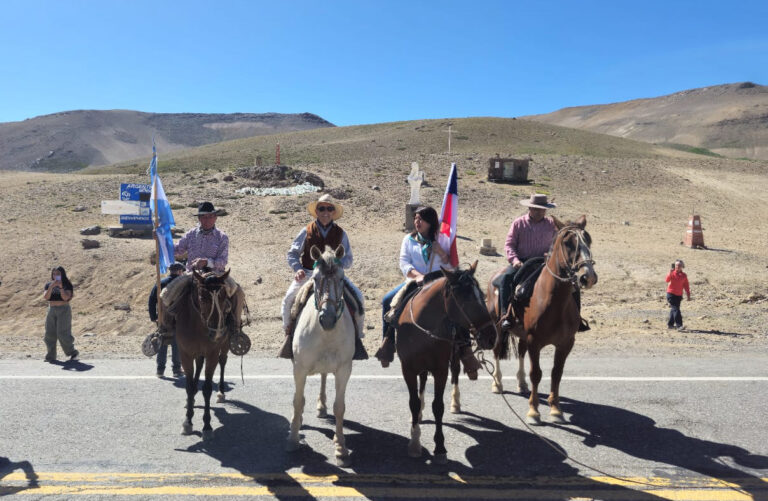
[2,472,766,500]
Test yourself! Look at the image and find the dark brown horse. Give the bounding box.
[174,269,233,440]
[394,261,497,464]
[487,216,597,424]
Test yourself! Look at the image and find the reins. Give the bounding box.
[544,226,595,285]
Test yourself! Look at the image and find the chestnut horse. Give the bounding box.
[394,262,497,464]
[487,216,597,424]
[174,269,234,440]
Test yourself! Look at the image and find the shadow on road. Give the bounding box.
[0,456,39,495]
[556,396,768,499]
[48,359,94,372]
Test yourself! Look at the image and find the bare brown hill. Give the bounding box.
[1,117,766,361]
[525,82,768,160]
[0,110,334,172]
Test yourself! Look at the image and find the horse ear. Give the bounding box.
[192,269,204,282]
[576,215,587,229]
[310,245,322,261]
[469,260,478,274]
[440,266,454,280]
[334,244,345,260]
[220,268,230,281]
[552,216,565,230]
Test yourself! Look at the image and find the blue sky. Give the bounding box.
[1,0,767,126]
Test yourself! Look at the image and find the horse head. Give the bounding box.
[550,215,598,290]
[441,261,498,350]
[310,245,346,331]
[192,268,233,341]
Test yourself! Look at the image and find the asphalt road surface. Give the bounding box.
[1,354,767,500]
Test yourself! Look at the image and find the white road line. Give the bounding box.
[0,375,766,381]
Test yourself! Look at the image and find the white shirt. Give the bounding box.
[399,234,447,277]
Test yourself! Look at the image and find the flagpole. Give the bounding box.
[152,172,164,324]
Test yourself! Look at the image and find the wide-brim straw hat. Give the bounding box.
[195,201,222,216]
[307,194,344,220]
[520,193,557,209]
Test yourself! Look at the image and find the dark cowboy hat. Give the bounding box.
[169,262,185,273]
[519,193,557,210]
[195,201,221,216]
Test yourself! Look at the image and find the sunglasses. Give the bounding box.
[316,206,335,213]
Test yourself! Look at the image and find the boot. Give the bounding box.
[459,344,481,381]
[374,329,395,368]
[353,336,369,360]
[500,303,515,331]
[278,322,294,359]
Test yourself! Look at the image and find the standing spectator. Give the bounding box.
[148,262,185,377]
[43,266,78,362]
[665,259,691,329]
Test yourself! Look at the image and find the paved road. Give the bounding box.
[1,354,767,500]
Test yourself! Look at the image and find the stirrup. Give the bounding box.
[353,336,369,361]
[230,331,251,356]
[374,335,395,367]
[278,333,293,359]
[141,331,162,357]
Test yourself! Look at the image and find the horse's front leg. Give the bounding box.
[418,371,427,422]
[548,341,574,424]
[432,366,449,464]
[317,373,328,418]
[201,355,217,441]
[491,348,504,394]
[333,363,353,467]
[449,354,462,413]
[526,341,543,425]
[516,337,529,394]
[287,369,307,451]
[404,370,422,458]
[181,354,197,435]
[217,351,228,403]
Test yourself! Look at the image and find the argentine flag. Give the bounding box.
[149,142,176,274]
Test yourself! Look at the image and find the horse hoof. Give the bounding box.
[181,422,194,435]
[286,438,306,452]
[336,455,352,468]
[202,429,214,441]
[526,414,542,426]
[550,412,566,424]
[432,453,448,465]
[450,405,461,414]
[216,393,225,403]
[517,384,529,394]
[317,408,328,418]
[491,382,503,394]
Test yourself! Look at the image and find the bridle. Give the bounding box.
[313,262,345,321]
[544,226,595,286]
[191,281,231,340]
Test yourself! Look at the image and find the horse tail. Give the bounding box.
[495,329,512,360]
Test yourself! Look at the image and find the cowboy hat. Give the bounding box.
[520,193,557,209]
[307,194,344,220]
[195,201,221,216]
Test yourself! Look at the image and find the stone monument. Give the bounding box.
[405,162,424,231]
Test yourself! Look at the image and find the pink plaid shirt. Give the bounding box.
[504,214,557,265]
[175,226,229,272]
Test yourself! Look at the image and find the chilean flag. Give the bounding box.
[438,163,459,267]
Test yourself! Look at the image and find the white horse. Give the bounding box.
[286,245,356,467]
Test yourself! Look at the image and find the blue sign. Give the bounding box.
[119,183,152,225]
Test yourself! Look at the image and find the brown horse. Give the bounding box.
[487,216,597,424]
[174,269,234,440]
[394,261,497,464]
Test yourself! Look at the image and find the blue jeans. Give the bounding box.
[666,293,683,327]
[381,282,406,337]
[156,337,180,373]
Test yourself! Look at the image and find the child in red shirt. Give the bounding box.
[665,260,691,329]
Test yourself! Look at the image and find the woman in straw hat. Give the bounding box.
[278,194,367,360]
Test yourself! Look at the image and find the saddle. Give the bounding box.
[384,271,443,328]
[288,279,364,338]
[492,258,545,318]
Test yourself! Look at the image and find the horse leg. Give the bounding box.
[287,370,307,451]
[216,351,228,403]
[201,355,217,441]
[181,354,197,435]
[333,363,353,467]
[417,371,427,422]
[526,342,543,425]
[450,354,462,414]
[516,338,529,394]
[432,366,449,464]
[405,371,422,458]
[317,373,328,418]
[548,340,574,424]
[491,335,504,394]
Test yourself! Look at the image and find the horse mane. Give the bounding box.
[443,265,484,301]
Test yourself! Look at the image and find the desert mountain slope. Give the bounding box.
[525,82,768,160]
[0,117,766,360]
[0,110,334,172]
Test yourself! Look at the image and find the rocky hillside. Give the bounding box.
[525,82,768,160]
[0,110,334,172]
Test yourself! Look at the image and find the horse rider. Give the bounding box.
[148,262,185,377]
[500,193,589,332]
[159,201,246,337]
[376,206,483,378]
[278,193,368,360]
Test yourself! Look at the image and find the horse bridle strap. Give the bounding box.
[313,274,345,320]
[545,227,595,284]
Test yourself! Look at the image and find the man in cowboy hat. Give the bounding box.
[500,193,589,331]
[278,193,367,360]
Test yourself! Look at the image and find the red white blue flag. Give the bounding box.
[438,163,459,267]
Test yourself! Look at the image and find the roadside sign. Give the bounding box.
[119,183,152,225]
[101,200,141,215]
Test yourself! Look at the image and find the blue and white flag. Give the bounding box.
[149,142,176,274]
